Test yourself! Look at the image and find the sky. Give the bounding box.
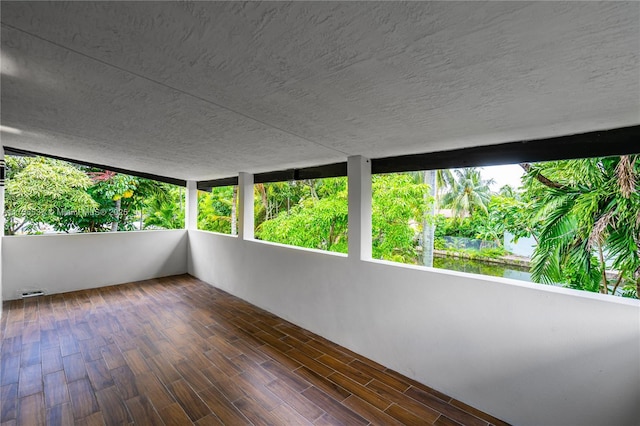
[482,164,525,191]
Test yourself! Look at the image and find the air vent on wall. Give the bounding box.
[21,290,45,298]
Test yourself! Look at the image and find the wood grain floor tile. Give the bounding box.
[125,395,164,426]
[62,353,88,383]
[1,275,509,426]
[1,336,23,356]
[306,339,354,365]
[257,342,302,370]
[134,372,175,411]
[147,354,182,384]
[167,379,211,422]
[159,402,196,425]
[194,413,224,425]
[261,359,311,392]
[100,344,126,370]
[343,394,406,426]
[109,365,139,400]
[135,335,161,359]
[198,386,252,424]
[45,403,74,426]
[20,342,41,367]
[319,354,372,385]
[1,355,20,386]
[232,397,280,426]
[254,330,293,353]
[74,411,105,426]
[68,378,99,420]
[386,403,438,426]
[122,349,151,375]
[41,347,63,375]
[271,401,316,425]
[95,386,131,425]
[282,335,324,359]
[233,371,282,411]
[58,334,80,358]
[368,380,440,424]
[276,323,314,343]
[328,371,391,410]
[204,348,243,376]
[1,383,18,423]
[231,354,276,386]
[266,379,325,422]
[301,386,368,426]
[450,399,511,426]
[435,415,466,426]
[18,364,42,398]
[288,349,335,377]
[21,322,40,345]
[174,361,213,392]
[16,392,45,426]
[295,366,351,401]
[43,371,69,408]
[405,386,488,426]
[352,359,410,392]
[205,373,245,402]
[85,358,114,391]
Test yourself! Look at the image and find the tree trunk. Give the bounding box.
[598,245,609,294]
[422,170,436,267]
[231,186,238,236]
[519,163,565,189]
[309,180,318,200]
[111,199,121,232]
[256,184,268,219]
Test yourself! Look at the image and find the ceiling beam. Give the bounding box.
[198,162,347,191]
[197,125,640,188]
[4,146,187,186]
[372,125,640,174]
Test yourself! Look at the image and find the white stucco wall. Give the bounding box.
[2,230,188,300]
[188,230,640,426]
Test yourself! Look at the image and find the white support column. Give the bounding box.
[238,172,254,240]
[0,146,4,235]
[1,146,4,316]
[185,180,198,230]
[348,155,372,261]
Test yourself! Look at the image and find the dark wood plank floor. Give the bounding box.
[1,275,509,426]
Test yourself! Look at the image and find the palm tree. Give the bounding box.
[524,155,639,298]
[441,168,494,218]
[416,169,454,267]
[435,169,454,206]
[499,184,518,199]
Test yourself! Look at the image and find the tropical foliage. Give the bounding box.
[5,156,183,234]
[258,178,348,253]
[441,168,494,218]
[6,153,639,299]
[5,156,97,234]
[523,156,639,298]
[198,186,237,235]
[255,174,431,261]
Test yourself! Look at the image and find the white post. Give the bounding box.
[1,146,4,316]
[0,146,4,235]
[348,155,372,261]
[185,180,198,230]
[238,172,254,240]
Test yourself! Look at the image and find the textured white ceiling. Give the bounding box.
[1,2,638,181]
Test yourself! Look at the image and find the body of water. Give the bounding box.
[433,257,532,282]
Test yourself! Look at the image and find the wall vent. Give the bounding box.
[21,290,45,298]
